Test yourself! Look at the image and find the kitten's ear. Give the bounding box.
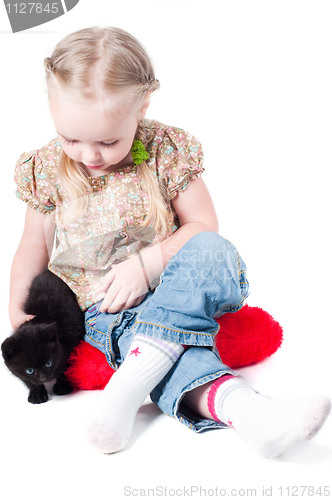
[1,336,20,362]
[42,322,58,341]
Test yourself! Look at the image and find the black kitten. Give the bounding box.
[1,270,84,404]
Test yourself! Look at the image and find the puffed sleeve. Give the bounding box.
[155,125,205,200]
[14,150,57,214]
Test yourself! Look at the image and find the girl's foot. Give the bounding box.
[85,335,183,453]
[207,377,331,458]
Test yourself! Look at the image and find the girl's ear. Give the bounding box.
[138,93,151,120]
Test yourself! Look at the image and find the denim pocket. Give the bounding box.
[84,319,107,350]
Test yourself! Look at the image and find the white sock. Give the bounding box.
[86,335,184,453]
[209,377,331,458]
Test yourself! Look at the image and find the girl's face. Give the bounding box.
[49,88,149,177]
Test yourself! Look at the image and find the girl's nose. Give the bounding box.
[82,145,101,164]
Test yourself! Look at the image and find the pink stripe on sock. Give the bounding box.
[207,375,235,422]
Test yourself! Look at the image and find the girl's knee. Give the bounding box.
[185,231,237,262]
[165,231,247,293]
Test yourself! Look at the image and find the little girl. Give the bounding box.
[10,26,330,458]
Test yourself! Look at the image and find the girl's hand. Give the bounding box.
[99,254,150,313]
[10,310,35,330]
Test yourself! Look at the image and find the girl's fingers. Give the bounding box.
[12,313,35,330]
[131,295,146,308]
[100,268,116,292]
[100,282,121,312]
[102,289,146,314]
[118,293,146,312]
[105,287,130,314]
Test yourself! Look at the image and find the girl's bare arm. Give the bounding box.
[9,206,55,329]
[142,176,219,281]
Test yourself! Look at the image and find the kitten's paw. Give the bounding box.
[53,378,73,396]
[28,385,49,404]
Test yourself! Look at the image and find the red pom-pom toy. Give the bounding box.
[215,304,283,368]
[65,304,283,391]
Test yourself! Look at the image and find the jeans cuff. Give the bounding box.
[133,319,218,347]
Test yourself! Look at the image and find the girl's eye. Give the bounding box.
[26,368,35,375]
[102,141,118,148]
[62,138,117,148]
[45,361,53,368]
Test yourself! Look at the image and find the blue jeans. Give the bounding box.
[84,231,249,432]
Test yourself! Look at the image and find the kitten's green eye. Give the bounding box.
[26,368,35,375]
[45,361,53,368]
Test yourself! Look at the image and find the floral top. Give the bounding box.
[14,119,204,310]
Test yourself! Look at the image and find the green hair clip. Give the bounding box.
[131,139,149,166]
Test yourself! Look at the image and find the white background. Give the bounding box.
[0,0,331,498]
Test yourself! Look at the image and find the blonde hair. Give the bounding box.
[44,26,169,238]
